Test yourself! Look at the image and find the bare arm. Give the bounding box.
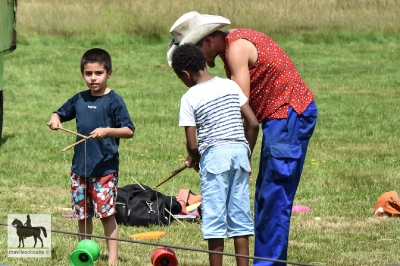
[90,126,134,140]
[241,103,259,157]
[184,126,200,164]
[226,39,258,99]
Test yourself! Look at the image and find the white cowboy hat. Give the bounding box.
[167,11,231,66]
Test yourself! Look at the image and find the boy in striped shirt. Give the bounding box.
[171,43,259,266]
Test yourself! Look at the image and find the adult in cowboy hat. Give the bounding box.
[167,11,318,266]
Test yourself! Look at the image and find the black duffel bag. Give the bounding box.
[115,184,182,227]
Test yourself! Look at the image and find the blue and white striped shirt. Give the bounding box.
[179,77,250,155]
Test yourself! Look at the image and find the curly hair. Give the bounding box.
[80,48,112,74]
[171,44,206,76]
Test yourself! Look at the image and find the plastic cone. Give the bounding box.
[70,239,100,266]
[151,247,178,266]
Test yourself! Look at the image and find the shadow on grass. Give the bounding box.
[0,134,14,147]
[98,254,129,264]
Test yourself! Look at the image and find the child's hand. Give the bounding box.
[90,127,110,140]
[47,114,62,130]
[193,162,200,173]
[185,155,199,173]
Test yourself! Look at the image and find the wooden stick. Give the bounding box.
[131,177,145,190]
[153,165,188,189]
[130,176,185,227]
[62,136,93,152]
[164,208,185,227]
[58,127,89,139]
[171,164,189,175]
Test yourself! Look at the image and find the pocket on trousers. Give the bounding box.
[270,143,302,181]
[238,157,251,173]
[299,102,318,140]
[202,152,231,175]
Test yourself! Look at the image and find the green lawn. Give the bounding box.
[1,32,400,265]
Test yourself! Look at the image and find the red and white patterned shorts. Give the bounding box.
[70,172,118,220]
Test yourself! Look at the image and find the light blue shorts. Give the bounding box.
[199,143,254,239]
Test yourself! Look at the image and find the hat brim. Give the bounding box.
[167,17,230,66]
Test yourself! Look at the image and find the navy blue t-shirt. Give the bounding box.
[55,90,135,177]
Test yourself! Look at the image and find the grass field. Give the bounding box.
[16,0,400,37]
[1,0,400,265]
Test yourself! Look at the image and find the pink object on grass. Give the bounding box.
[292,205,311,213]
[62,214,74,218]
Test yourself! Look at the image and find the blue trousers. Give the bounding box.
[253,101,318,265]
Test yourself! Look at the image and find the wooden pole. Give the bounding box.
[58,127,89,139]
[62,136,93,152]
[153,165,188,189]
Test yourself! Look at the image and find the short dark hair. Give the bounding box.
[80,48,112,74]
[171,44,206,76]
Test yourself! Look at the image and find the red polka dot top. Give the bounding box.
[220,28,314,122]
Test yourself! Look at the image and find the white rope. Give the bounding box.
[63,153,70,189]
[84,138,87,237]
[168,172,175,231]
[63,136,86,239]
[153,176,162,228]
[153,167,175,234]
[152,169,174,254]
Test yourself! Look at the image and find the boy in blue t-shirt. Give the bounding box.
[47,48,134,265]
[171,43,259,266]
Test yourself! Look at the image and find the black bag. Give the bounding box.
[115,184,182,227]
